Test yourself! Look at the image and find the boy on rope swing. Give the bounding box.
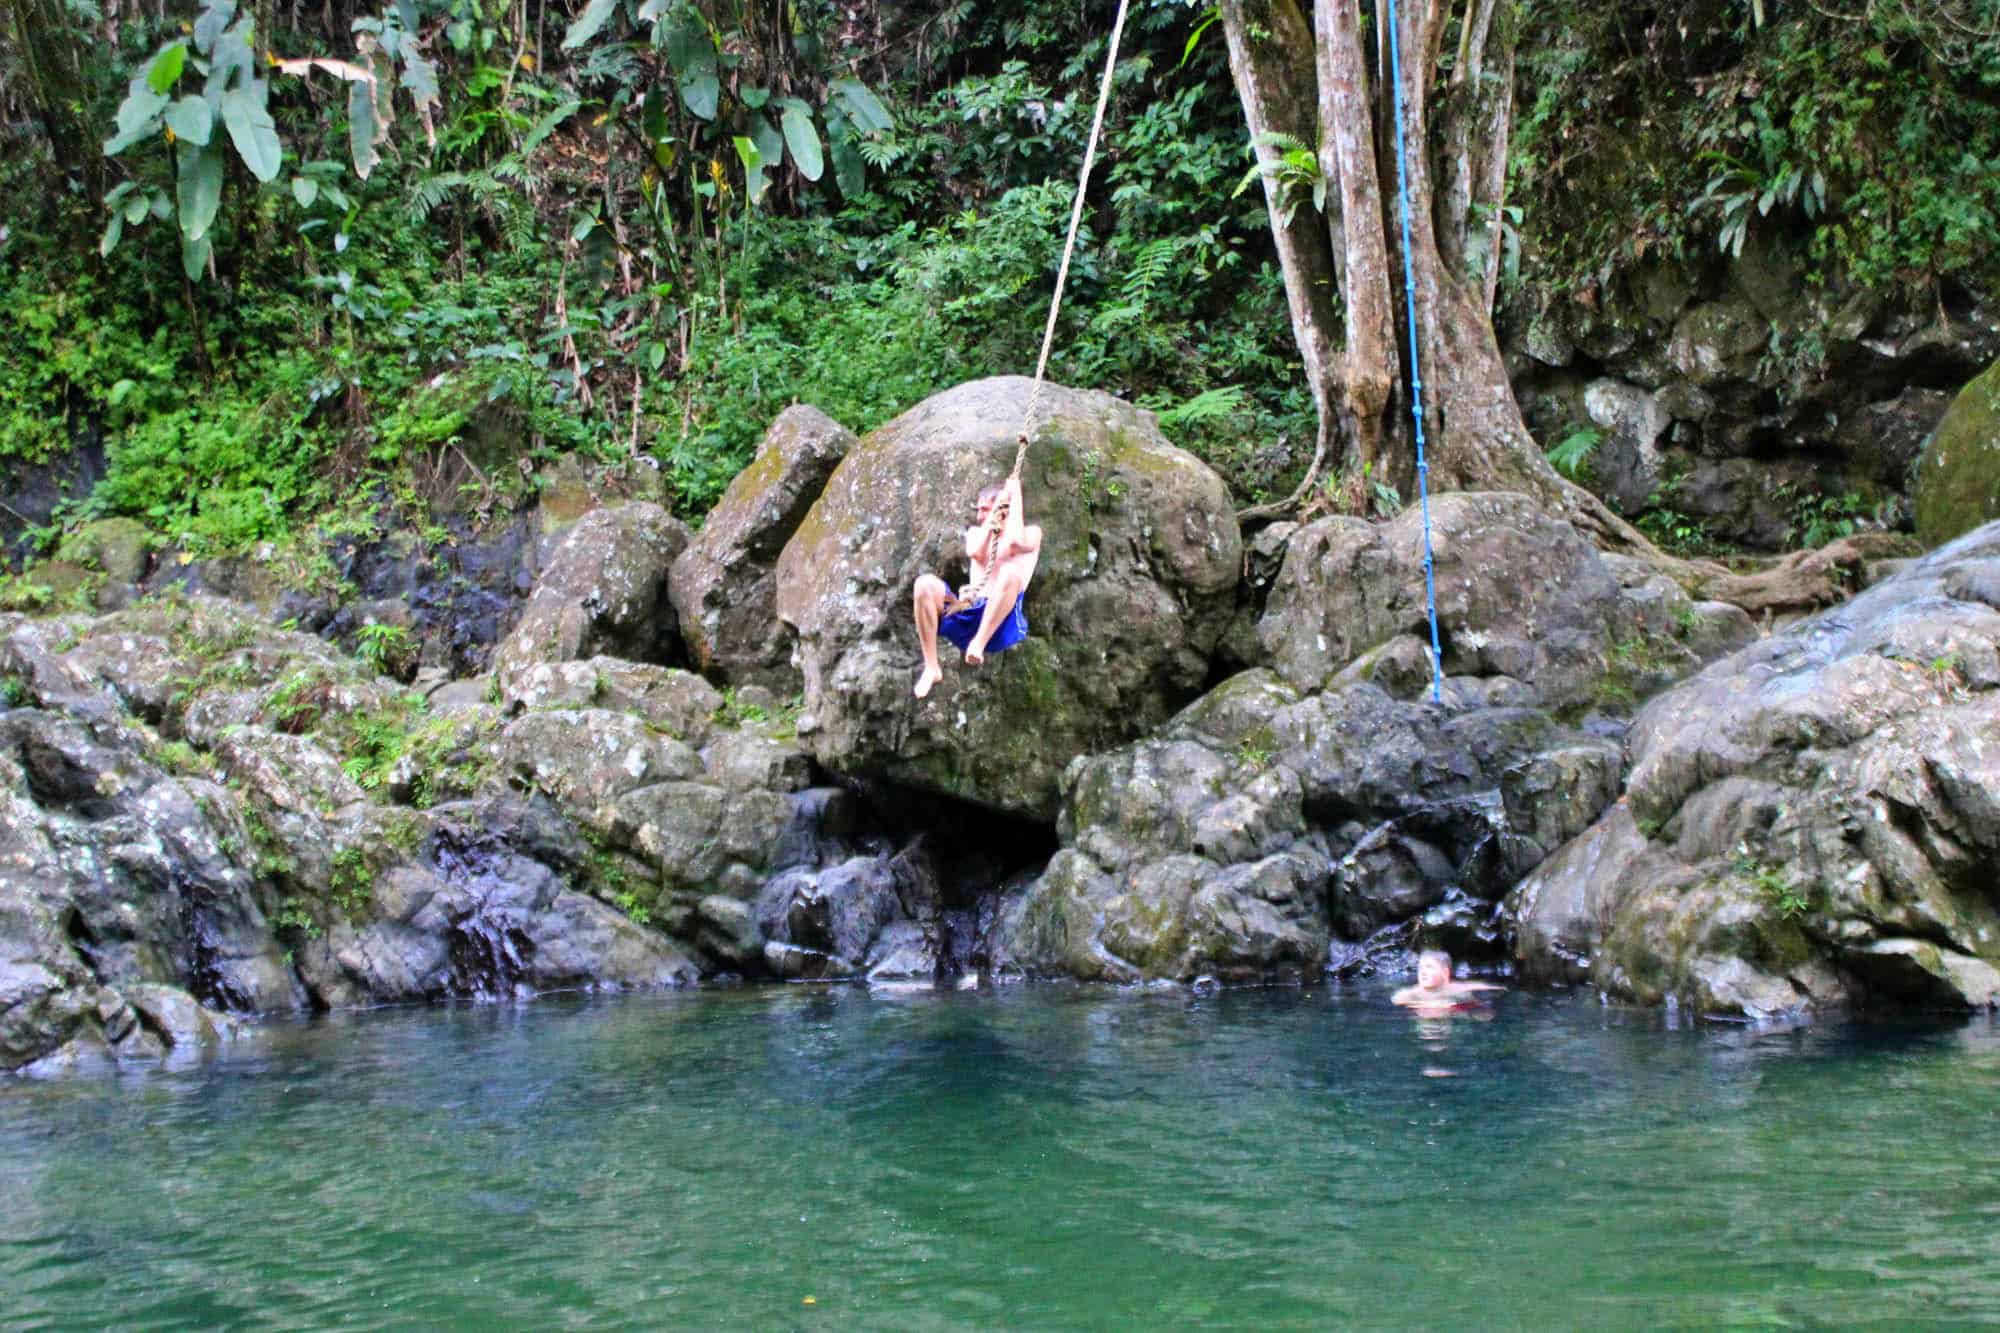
[912,474,1042,698]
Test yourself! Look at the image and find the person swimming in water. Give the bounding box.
[1392,950,1504,1012]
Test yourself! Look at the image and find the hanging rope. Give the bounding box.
[945,0,1130,619]
[1012,0,1134,478]
[1385,0,1446,705]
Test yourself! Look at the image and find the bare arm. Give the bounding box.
[997,476,1041,560]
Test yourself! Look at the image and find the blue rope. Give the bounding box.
[1384,0,1445,705]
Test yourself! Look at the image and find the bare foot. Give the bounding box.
[964,647,985,667]
[914,665,943,698]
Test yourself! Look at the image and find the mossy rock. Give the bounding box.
[1913,357,2000,548]
[57,518,153,585]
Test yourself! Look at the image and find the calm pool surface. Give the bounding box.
[4,983,1999,1329]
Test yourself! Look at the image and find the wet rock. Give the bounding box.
[671,405,855,691]
[764,940,859,980]
[123,982,238,1048]
[494,503,690,698]
[295,808,697,1006]
[775,376,1241,819]
[1506,520,2000,1015]
[865,920,939,985]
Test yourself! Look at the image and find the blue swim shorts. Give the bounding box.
[939,596,1029,655]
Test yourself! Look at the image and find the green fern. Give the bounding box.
[1156,384,1248,431]
[1232,130,1326,222]
[1546,426,1603,481]
[1119,237,1179,313]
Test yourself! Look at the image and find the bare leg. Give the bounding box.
[913,575,948,697]
[964,566,1025,665]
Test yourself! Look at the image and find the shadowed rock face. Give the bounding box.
[985,670,1624,985]
[1507,520,2000,1018]
[775,377,1242,821]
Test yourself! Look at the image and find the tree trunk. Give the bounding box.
[1316,0,1397,482]
[1219,0,1343,507]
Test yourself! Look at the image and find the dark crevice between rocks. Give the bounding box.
[845,779,1057,981]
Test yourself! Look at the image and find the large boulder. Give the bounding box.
[775,377,1242,819]
[1255,493,1721,710]
[987,669,1624,984]
[494,502,689,698]
[1913,357,2000,548]
[1506,520,2000,1017]
[671,405,855,691]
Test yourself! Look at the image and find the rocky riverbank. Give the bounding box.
[9,373,2000,1073]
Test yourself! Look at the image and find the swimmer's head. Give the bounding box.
[1416,950,1453,990]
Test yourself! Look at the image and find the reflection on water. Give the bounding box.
[4,984,2000,1328]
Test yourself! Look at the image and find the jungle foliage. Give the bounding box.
[0,0,1993,558]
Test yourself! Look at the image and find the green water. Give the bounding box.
[4,986,1999,1329]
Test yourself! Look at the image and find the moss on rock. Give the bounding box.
[1914,357,2000,548]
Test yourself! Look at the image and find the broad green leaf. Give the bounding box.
[221,86,281,181]
[104,181,138,206]
[292,176,318,208]
[104,82,168,155]
[348,78,379,179]
[779,99,822,181]
[395,0,419,32]
[402,53,440,116]
[646,341,666,371]
[334,231,349,252]
[637,0,669,20]
[192,1,237,54]
[99,213,123,257]
[321,183,351,211]
[149,192,173,221]
[830,79,891,134]
[210,19,255,90]
[165,95,213,146]
[178,142,225,240]
[664,14,712,75]
[741,86,769,110]
[182,230,212,282]
[147,42,188,95]
[572,214,598,241]
[751,115,784,171]
[829,123,864,198]
[561,0,620,50]
[734,135,767,203]
[108,379,138,407]
[123,194,149,224]
[680,71,719,120]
